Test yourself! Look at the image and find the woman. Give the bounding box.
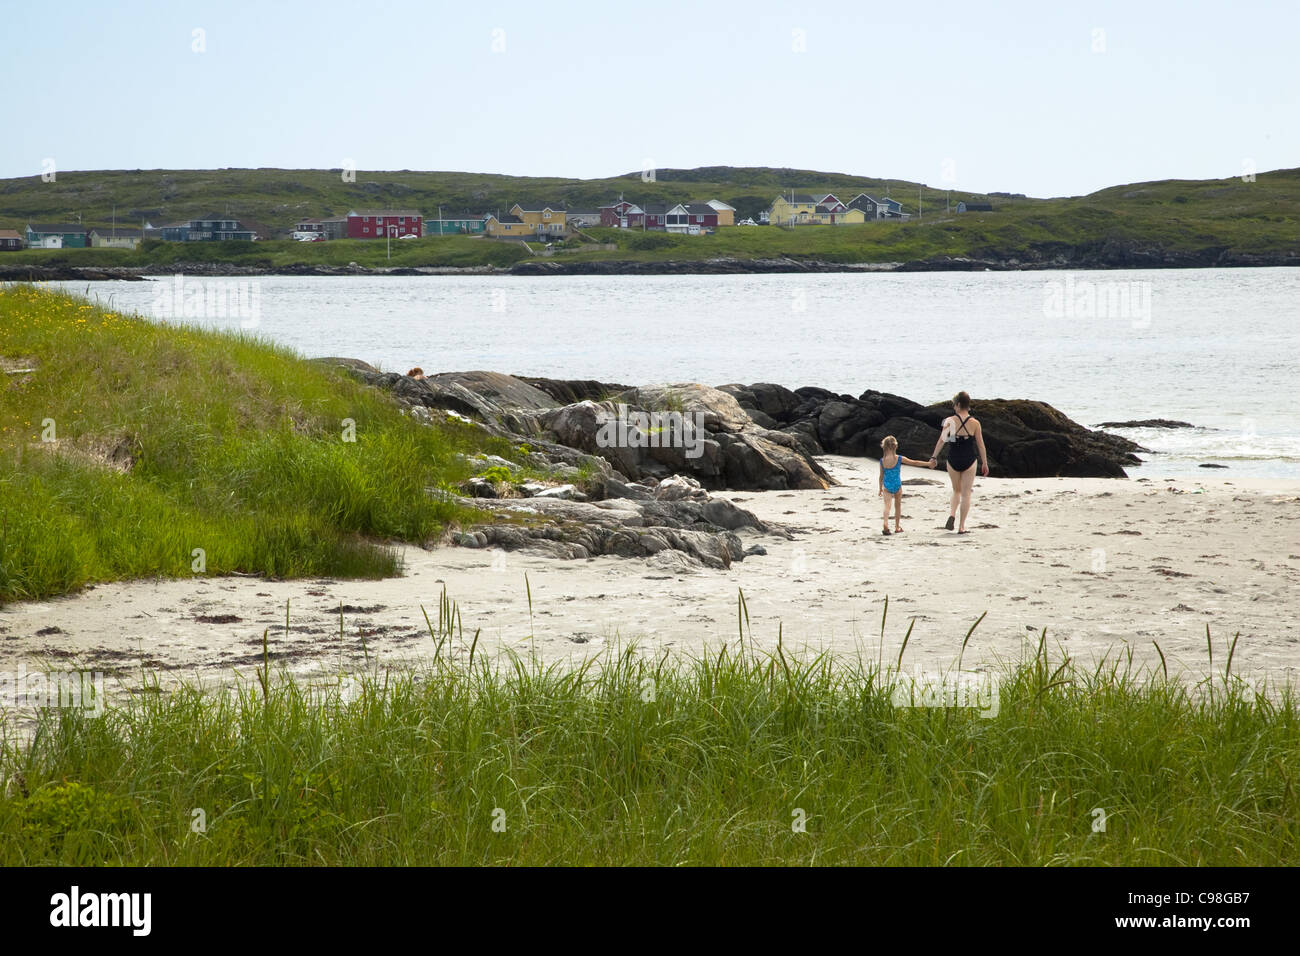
[928,391,989,534]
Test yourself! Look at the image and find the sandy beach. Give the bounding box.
[4,455,1299,691]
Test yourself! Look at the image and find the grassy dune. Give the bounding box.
[1,604,1295,865]
[0,286,509,604]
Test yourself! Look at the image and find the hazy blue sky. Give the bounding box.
[5,0,1295,196]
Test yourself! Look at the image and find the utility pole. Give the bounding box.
[919,186,922,221]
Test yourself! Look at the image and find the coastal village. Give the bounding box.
[0,189,955,250]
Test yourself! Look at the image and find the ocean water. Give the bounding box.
[50,267,1300,478]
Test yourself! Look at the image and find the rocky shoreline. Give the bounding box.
[317,361,1147,569]
[4,244,1298,283]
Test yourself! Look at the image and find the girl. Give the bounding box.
[878,435,935,535]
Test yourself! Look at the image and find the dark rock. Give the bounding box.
[1097,419,1195,429]
[921,399,1144,478]
[866,417,942,461]
[1198,463,1228,468]
[459,494,775,569]
[519,377,630,405]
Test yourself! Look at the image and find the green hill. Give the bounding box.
[1,165,1298,271]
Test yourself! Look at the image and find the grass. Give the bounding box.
[0,595,1295,866]
[0,285,515,605]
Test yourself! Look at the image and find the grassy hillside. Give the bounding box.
[0,286,517,604]
[2,165,1298,270]
[0,165,957,238]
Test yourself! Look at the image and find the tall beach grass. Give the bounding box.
[1,596,1295,866]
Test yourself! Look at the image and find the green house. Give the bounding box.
[424,214,489,236]
[26,223,89,248]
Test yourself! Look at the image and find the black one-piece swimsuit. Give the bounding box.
[948,414,978,471]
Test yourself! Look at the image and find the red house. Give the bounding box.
[346,209,422,239]
[685,203,718,228]
[599,200,644,228]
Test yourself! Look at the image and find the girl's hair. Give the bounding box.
[881,435,898,451]
[953,390,971,410]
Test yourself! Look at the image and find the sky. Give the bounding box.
[3,0,1295,197]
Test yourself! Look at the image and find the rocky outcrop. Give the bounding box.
[720,382,1144,477]
[1097,419,1194,429]
[527,384,834,491]
[455,478,780,570]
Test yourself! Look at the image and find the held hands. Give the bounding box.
[928,457,938,469]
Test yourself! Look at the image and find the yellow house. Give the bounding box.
[706,199,736,226]
[486,203,568,238]
[766,193,866,225]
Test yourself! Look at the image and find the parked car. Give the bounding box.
[736,218,758,226]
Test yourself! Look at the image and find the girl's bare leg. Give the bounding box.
[894,492,903,531]
[958,463,977,531]
[882,493,891,531]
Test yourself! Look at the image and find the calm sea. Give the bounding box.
[52,268,1300,478]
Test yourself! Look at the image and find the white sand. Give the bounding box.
[3,456,1299,692]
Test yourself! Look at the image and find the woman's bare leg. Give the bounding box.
[947,465,961,519]
[958,463,977,531]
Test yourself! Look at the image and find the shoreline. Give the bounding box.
[4,251,1300,282]
[4,459,1298,694]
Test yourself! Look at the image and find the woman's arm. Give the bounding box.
[975,421,990,476]
[930,417,950,461]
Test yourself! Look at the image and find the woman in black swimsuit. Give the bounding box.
[927,391,989,534]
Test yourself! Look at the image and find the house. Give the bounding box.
[157,222,190,241]
[878,197,910,220]
[346,209,422,239]
[846,193,886,219]
[684,203,718,230]
[88,227,142,249]
[425,214,490,235]
[509,203,567,238]
[185,216,256,241]
[705,199,736,227]
[484,213,533,238]
[956,201,993,213]
[320,216,349,240]
[293,218,325,240]
[25,223,89,248]
[765,194,847,226]
[599,200,644,228]
[661,203,693,233]
[640,202,689,231]
[0,229,24,251]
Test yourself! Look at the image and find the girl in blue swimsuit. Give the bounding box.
[879,435,936,535]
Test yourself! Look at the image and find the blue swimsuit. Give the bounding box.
[882,456,902,494]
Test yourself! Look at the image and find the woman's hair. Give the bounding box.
[952,390,971,410]
[881,435,898,451]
